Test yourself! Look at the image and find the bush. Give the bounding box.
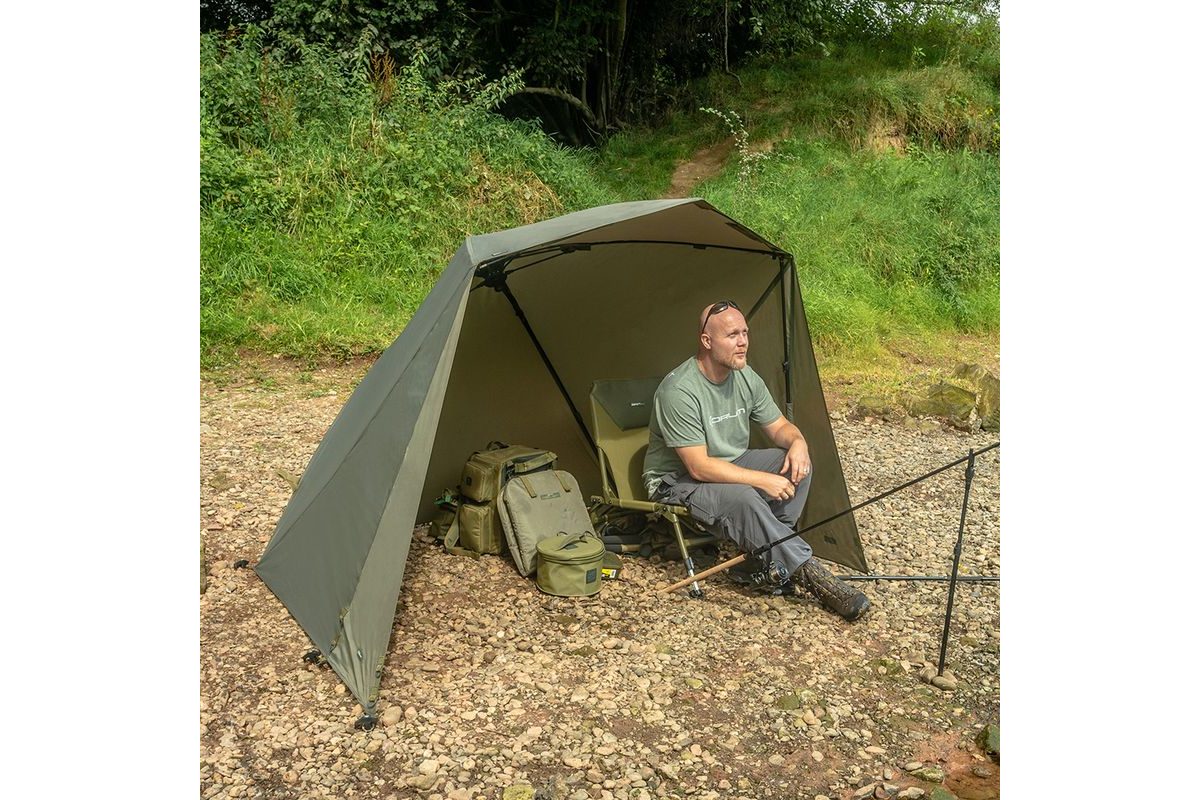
[200,27,615,363]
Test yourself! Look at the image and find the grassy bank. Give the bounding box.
[201,23,999,382]
[201,29,615,364]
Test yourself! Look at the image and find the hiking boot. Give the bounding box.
[794,558,870,621]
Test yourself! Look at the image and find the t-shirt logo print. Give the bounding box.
[709,407,747,425]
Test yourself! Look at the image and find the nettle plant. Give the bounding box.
[700,107,773,184]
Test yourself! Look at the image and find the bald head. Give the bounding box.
[696,301,749,375]
[699,301,744,335]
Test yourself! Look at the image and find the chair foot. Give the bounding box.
[688,583,705,599]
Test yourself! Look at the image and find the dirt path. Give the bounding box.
[663,138,734,198]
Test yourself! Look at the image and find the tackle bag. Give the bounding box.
[498,469,594,576]
[443,443,557,556]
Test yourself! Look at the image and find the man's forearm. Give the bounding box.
[683,454,769,487]
[768,420,806,451]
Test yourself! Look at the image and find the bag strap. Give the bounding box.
[515,470,571,498]
[510,450,557,475]
[441,510,480,559]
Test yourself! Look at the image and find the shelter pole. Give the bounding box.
[780,256,793,410]
[937,448,976,676]
[746,269,782,320]
[495,282,597,453]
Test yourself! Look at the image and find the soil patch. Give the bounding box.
[664,138,734,198]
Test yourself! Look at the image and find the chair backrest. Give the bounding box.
[590,377,663,503]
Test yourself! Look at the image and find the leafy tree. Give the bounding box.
[214,0,997,144]
[200,0,274,31]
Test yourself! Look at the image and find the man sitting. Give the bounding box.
[642,301,870,621]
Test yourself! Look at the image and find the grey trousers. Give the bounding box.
[652,448,814,577]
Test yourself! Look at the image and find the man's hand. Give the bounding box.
[779,441,812,484]
[756,472,798,501]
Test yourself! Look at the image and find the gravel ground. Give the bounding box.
[200,359,1000,800]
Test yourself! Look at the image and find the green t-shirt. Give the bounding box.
[642,357,782,496]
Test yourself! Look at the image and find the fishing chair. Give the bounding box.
[589,378,717,598]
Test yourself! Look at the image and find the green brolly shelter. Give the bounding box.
[256,198,867,721]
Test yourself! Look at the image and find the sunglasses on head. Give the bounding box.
[700,300,741,333]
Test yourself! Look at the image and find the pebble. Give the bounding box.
[409,774,439,790]
[909,766,945,783]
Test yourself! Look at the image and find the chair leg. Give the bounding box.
[664,511,704,599]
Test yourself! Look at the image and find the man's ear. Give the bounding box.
[699,333,712,351]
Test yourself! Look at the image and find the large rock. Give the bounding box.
[952,363,989,384]
[856,396,894,419]
[905,383,976,430]
[953,363,1000,432]
[976,723,1000,760]
[976,374,1000,431]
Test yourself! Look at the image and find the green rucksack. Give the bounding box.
[441,442,557,556]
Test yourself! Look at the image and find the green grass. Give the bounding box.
[591,45,999,361]
[705,142,999,352]
[200,29,615,365]
[201,21,999,371]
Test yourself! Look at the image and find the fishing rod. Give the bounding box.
[842,575,998,583]
[660,442,1000,593]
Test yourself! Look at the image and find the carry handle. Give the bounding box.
[553,531,593,551]
[511,451,558,475]
[514,469,569,499]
